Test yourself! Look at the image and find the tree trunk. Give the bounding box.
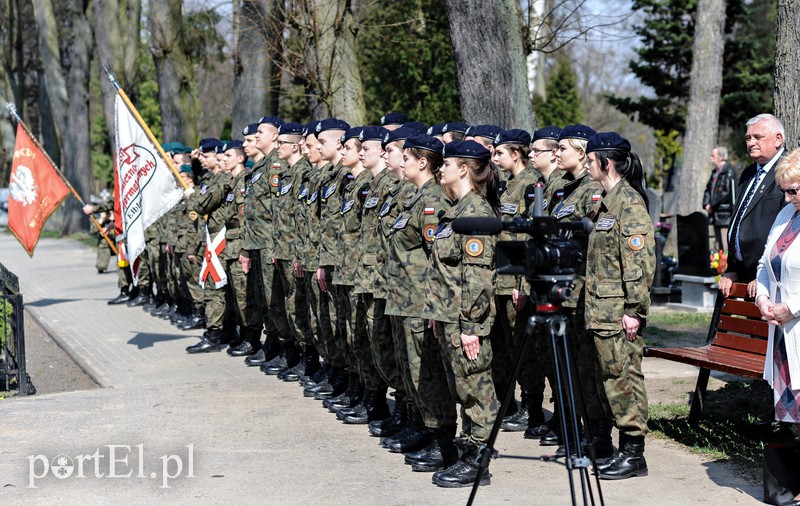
[677,0,726,216]
[92,0,142,154]
[526,0,549,101]
[149,0,197,144]
[303,0,366,124]
[775,0,800,146]
[445,0,535,131]
[32,0,93,234]
[232,0,281,134]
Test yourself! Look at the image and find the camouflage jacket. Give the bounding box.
[241,150,281,256]
[272,157,304,261]
[385,178,452,318]
[376,175,416,299]
[353,168,396,295]
[300,161,324,271]
[223,170,247,261]
[585,179,655,332]
[543,169,571,216]
[175,196,203,257]
[331,169,372,285]
[317,160,349,269]
[190,171,233,236]
[422,190,497,336]
[497,167,540,295]
[291,158,314,266]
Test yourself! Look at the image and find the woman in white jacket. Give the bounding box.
[756,149,800,449]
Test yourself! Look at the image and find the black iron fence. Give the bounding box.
[0,262,34,396]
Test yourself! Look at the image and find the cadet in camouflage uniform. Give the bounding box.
[465,124,501,151]
[385,134,458,471]
[375,130,425,452]
[528,126,562,208]
[82,200,133,304]
[422,140,500,488]
[269,122,316,379]
[359,127,416,438]
[241,116,293,367]
[303,118,352,400]
[487,129,551,438]
[185,141,234,353]
[584,132,654,480]
[174,164,206,330]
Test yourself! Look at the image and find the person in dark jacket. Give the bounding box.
[703,146,737,251]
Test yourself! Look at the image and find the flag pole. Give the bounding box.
[5,103,117,255]
[102,66,188,190]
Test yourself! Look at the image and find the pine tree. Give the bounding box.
[533,59,583,127]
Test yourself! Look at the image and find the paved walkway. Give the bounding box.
[0,233,762,504]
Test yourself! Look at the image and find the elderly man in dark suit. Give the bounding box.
[719,114,787,298]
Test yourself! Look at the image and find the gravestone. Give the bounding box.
[677,212,711,276]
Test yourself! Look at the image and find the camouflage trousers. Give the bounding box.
[343,288,383,390]
[225,256,248,326]
[302,270,325,360]
[256,250,292,343]
[393,316,456,430]
[592,329,649,437]
[118,264,132,290]
[96,236,113,272]
[180,253,204,312]
[203,276,227,331]
[436,321,499,445]
[331,282,352,369]
[166,250,180,301]
[492,295,549,423]
[364,295,403,390]
[275,260,314,348]
[154,242,169,298]
[308,268,346,368]
[137,249,151,289]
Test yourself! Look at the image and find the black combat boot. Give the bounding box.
[228,328,260,356]
[313,366,348,399]
[409,425,459,472]
[186,329,225,354]
[502,391,529,432]
[369,391,407,437]
[537,411,561,445]
[150,298,170,316]
[386,404,431,453]
[301,361,330,387]
[584,418,615,464]
[108,287,132,305]
[262,342,299,375]
[325,372,362,412]
[523,391,550,437]
[127,286,151,307]
[180,309,206,330]
[598,434,648,480]
[245,334,278,366]
[341,385,391,424]
[280,345,320,382]
[431,440,491,488]
[143,293,162,312]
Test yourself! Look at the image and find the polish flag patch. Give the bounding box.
[424,207,435,215]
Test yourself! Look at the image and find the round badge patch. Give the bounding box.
[270,175,280,187]
[423,224,437,242]
[628,234,645,251]
[188,211,198,221]
[465,238,484,257]
[239,204,245,216]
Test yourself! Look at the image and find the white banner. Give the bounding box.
[114,93,182,285]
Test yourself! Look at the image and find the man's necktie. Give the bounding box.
[729,165,764,259]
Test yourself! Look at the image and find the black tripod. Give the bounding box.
[467,285,605,506]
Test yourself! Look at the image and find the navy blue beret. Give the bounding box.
[402,121,428,135]
[558,124,596,142]
[533,126,562,142]
[214,141,228,154]
[443,121,469,134]
[316,118,350,133]
[242,123,260,136]
[200,140,220,153]
[342,127,363,143]
[258,116,284,128]
[443,140,491,160]
[279,122,305,136]
[586,132,631,153]
[494,128,531,147]
[303,121,320,137]
[427,123,447,136]
[468,124,502,140]
[359,126,389,142]
[382,127,416,148]
[223,140,244,151]
[404,135,444,154]
[381,112,409,126]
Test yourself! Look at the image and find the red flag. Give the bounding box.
[8,124,70,256]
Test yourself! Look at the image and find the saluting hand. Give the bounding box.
[461,334,480,361]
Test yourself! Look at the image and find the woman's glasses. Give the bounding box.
[778,185,800,196]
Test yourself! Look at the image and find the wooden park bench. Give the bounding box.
[645,282,768,425]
